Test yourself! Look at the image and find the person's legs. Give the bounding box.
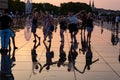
[32,24,39,42]
[70,32,73,43]
[48,31,52,42]
[43,31,48,41]
[11,37,18,49]
[1,29,10,49]
[87,27,93,42]
[44,26,51,42]
[73,31,78,43]
[86,27,90,42]
[60,29,64,42]
[89,32,92,42]
[10,29,18,49]
[1,30,5,49]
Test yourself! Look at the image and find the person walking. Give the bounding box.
[31,8,40,42]
[43,11,54,42]
[67,11,80,43]
[86,12,94,43]
[58,15,67,42]
[0,9,12,53]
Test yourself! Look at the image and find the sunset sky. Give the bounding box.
[21,0,120,10]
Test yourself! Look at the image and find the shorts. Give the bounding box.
[68,23,78,33]
[86,27,93,32]
[31,24,37,33]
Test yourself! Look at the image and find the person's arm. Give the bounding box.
[74,10,85,16]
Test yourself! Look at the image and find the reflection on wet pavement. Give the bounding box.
[0,24,120,80]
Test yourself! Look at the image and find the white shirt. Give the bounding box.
[67,15,78,24]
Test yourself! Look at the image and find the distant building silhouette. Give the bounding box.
[89,0,91,7]
[88,0,120,15]
[89,0,95,11]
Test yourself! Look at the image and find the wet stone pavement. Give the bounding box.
[0,24,120,80]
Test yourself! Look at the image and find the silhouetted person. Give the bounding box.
[86,12,94,43]
[111,15,115,31]
[111,31,119,45]
[82,43,99,73]
[8,12,18,50]
[43,11,54,42]
[58,15,67,42]
[67,11,81,43]
[80,10,87,36]
[8,29,18,55]
[0,9,12,53]
[32,8,40,42]
[101,18,104,34]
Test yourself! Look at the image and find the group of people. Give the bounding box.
[29,8,99,73]
[0,8,96,77]
[31,9,95,45]
[0,9,17,79]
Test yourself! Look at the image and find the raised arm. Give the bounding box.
[75,10,86,16]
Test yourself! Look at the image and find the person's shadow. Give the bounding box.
[82,43,99,73]
[0,48,17,80]
[31,41,41,74]
[39,41,57,73]
[57,42,66,67]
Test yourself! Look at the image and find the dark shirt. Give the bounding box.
[32,18,37,25]
[60,20,67,30]
[86,18,93,28]
[0,15,12,30]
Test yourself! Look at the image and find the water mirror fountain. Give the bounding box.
[24,0,32,41]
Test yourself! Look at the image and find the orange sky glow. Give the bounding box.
[21,0,120,10]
